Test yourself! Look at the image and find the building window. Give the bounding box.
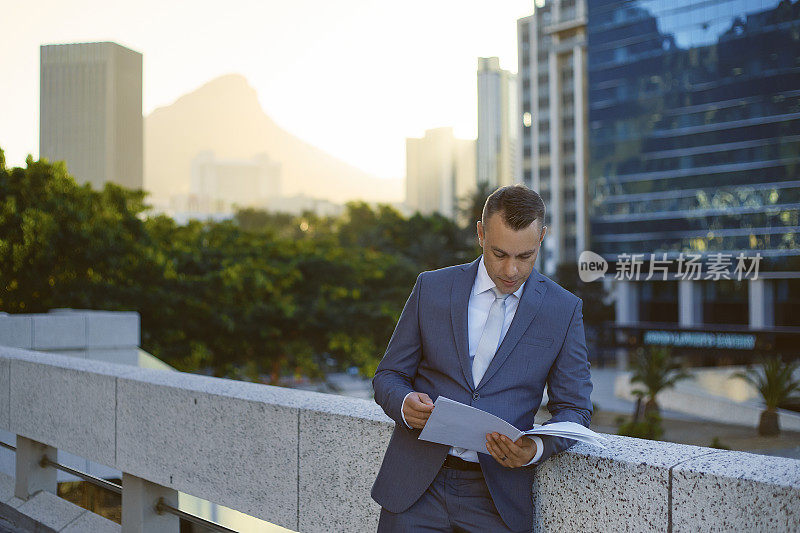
[523,112,532,128]
[524,169,533,183]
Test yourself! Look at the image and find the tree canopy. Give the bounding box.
[0,152,480,380]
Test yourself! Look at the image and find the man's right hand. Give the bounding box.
[402,392,435,429]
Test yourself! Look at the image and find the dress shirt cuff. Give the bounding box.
[524,436,544,466]
[400,391,414,429]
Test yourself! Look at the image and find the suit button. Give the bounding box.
[473,392,479,401]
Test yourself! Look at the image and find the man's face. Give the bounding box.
[477,212,547,294]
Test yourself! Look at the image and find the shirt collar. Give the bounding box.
[474,255,526,299]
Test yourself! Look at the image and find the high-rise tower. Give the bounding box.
[518,0,589,275]
[406,127,476,220]
[40,42,143,191]
[477,57,518,190]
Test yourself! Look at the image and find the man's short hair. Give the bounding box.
[482,184,546,232]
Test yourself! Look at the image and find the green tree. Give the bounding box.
[0,148,492,383]
[732,357,800,436]
[458,180,494,230]
[629,346,690,419]
[0,154,163,316]
[335,201,475,271]
[617,411,664,440]
[140,215,300,374]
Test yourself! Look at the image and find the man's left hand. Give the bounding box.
[485,433,535,468]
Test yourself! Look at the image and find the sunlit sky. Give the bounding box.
[0,0,533,180]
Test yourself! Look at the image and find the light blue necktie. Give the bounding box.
[472,287,510,388]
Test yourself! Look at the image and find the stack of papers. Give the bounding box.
[521,422,607,447]
[418,396,606,454]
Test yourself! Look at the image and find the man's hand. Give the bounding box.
[485,433,536,468]
[402,392,435,429]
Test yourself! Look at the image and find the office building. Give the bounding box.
[189,151,282,212]
[517,0,589,275]
[40,42,143,191]
[587,0,800,361]
[405,127,476,220]
[477,57,519,189]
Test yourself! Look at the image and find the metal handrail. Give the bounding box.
[155,497,238,533]
[0,441,15,452]
[23,451,238,531]
[39,455,122,495]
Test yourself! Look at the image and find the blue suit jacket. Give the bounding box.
[371,257,593,531]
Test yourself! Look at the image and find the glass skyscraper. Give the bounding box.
[587,0,800,335]
[587,0,799,267]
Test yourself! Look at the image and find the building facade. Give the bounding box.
[477,57,519,190]
[405,127,476,220]
[518,0,589,275]
[587,0,799,263]
[189,151,282,212]
[586,0,800,360]
[40,42,143,191]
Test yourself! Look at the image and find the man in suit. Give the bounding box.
[371,185,593,532]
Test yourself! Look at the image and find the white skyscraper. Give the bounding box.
[517,0,588,275]
[405,128,476,220]
[477,57,518,189]
[40,42,143,191]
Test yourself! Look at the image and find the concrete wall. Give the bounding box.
[1,346,798,532]
[0,309,140,362]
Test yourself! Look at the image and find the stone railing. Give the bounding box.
[1,346,798,532]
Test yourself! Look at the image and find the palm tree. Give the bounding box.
[458,181,494,230]
[732,357,800,436]
[629,346,690,419]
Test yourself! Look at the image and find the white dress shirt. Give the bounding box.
[401,256,544,466]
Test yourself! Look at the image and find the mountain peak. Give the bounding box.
[152,73,261,118]
[195,73,255,96]
[145,76,402,204]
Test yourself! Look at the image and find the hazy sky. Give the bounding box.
[0,0,533,180]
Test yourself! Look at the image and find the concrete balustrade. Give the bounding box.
[121,473,179,532]
[0,310,140,352]
[14,437,57,500]
[0,345,798,532]
[0,310,168,495]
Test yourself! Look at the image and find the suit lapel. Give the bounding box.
[475,267,547,390]
[451,257,480,391]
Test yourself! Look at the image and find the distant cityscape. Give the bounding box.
[3,2,799,530]
[35,0,800,365]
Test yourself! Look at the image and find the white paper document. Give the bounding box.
[418,396,607,454]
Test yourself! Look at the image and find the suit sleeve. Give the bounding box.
[372,273,424,429]
[535,298,594,464]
